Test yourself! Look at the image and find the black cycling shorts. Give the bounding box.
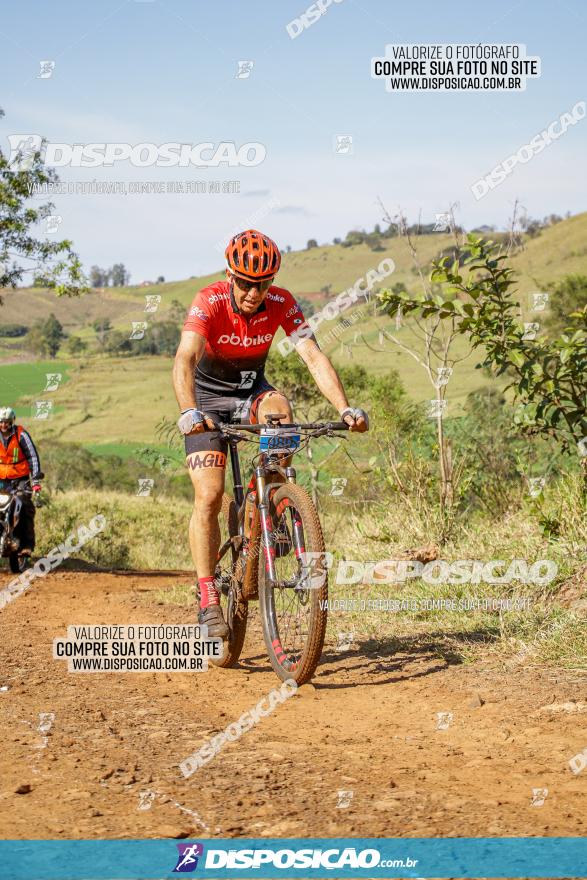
[184,380,277,461]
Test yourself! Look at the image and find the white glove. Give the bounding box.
[177,408,205,435]
[340,407,369,429]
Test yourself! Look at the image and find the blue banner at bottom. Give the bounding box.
[1,837,586,879]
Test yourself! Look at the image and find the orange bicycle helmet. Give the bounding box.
[225,229,281,281]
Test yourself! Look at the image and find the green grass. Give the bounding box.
[0,360,72,419]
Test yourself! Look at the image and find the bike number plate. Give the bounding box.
[259,428,300,453]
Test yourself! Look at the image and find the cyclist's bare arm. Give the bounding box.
[172,331,218,433]
[173,330,205,410]
[295,337,358,418]
[294,338,368,432]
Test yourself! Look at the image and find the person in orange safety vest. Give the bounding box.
[0,407,42,555]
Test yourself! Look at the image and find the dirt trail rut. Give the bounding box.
[0,570,586,840]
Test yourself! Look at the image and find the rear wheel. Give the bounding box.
[259,483,328,685]
[210,493,248,668]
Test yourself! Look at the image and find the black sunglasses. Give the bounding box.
[232,275,274,293]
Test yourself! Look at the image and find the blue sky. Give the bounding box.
[1,0,586,281]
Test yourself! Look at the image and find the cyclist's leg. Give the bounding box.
[184,411,229,635]
[185,409,227,578]
[250,386,293,425]
[186,451,226,578]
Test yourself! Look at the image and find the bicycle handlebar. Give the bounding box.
[216,421,351,434]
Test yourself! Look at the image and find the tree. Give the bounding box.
[104,329,131,354]
[91,316,112,349]
[333,237,342,245]
[28,312,65,358]
[89,266,110,288]
[379,234,587,469]
[156,275,165,284]
[297,295,316,318]
[66,335,88,355]
[132,321,180,356]
[306,239,318,250]
[341,230,366,248]
[110,263,130,286]
[169,299,186,322]
[43,313,65,357]
[0,110,87,297]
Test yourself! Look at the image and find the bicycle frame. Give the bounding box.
[225,434,298,593]
[215,420,348,596]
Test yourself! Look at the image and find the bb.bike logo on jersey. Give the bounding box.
[217,332,274,347]
[208,292,230,304]
[266,292,285,302]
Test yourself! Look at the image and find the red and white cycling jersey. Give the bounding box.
[183,280,309,393]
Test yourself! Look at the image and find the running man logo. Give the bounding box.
[433,212,452,232]
[530,292,549,311]
[236,60,254,79]
[44,373,63,392]
[436,711,453,730]
[38,60,55,79]
[137,478,155,496]
[144,294,161,313]
[238,370,256,389]
[7,134,44,170]
[33,400,54,420]
[129,321,148,340]
[336,789,354,808]
[530,787,548,806]
[46,215,62,233]
[330,477,347,496]
[173,842,204,873]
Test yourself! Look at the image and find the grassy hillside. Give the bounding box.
[1,212,585,451]
[2,212,586,333]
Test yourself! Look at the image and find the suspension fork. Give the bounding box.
[256,466,277,585]
[284,465,306,562]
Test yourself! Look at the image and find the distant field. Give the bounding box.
[0,212,584,448]
[0,360,72,419]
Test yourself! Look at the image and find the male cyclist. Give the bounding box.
[0,407,42,556]
[173,230,368,637]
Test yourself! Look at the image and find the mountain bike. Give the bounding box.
[208,415,349,685]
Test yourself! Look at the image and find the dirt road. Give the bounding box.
[1,569,586,840]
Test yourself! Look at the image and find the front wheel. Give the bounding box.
[210,493,248,668]
[259,482,328,685]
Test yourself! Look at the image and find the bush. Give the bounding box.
[36,489,193,570]
[39,441,191,500]
[544,274,587,335]
[0,323,28,337]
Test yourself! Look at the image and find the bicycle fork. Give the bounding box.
[256,467,277,585]
[257,465,306,586]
